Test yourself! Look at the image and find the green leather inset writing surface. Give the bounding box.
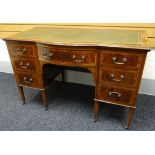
[4,27,149,49]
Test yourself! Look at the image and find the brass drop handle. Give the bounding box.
[19,62,30,69]
[109,91,122,98]
[16,48,26,54]
[23,76,33,84]
[43,51,53,59]
[110,74,125,82]
[72,55,85,63]
[112,56,128,65]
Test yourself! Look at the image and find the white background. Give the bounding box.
[0,0,155,23]
[0,0,155,155]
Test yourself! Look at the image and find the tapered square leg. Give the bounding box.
[125,108,135,129]
[41,90,48,110]
[17,85,25,104]
[93,100,99,122]
[61,70,65,82]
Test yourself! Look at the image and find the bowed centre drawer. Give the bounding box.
[38,45,96,66]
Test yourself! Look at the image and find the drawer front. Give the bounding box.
[13,58,37,72]
[38,46,96,66]
[7,43,35,58]
[100,68,137,87]
[98,85,133,106]
[16,72,40,88]
[100,52,140,68]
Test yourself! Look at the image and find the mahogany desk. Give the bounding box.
[3,27,150,128]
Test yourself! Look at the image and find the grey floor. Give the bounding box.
[0,72,155,131]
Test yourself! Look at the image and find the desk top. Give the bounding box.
[4,27,149,50]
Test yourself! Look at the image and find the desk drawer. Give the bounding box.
[13,58,37,72]
[98,85,133,106]
[16,72,40,88]
[38,46,96,66]
[100,51,140,68]
[7,43,36,58]
[99,68,137,87]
